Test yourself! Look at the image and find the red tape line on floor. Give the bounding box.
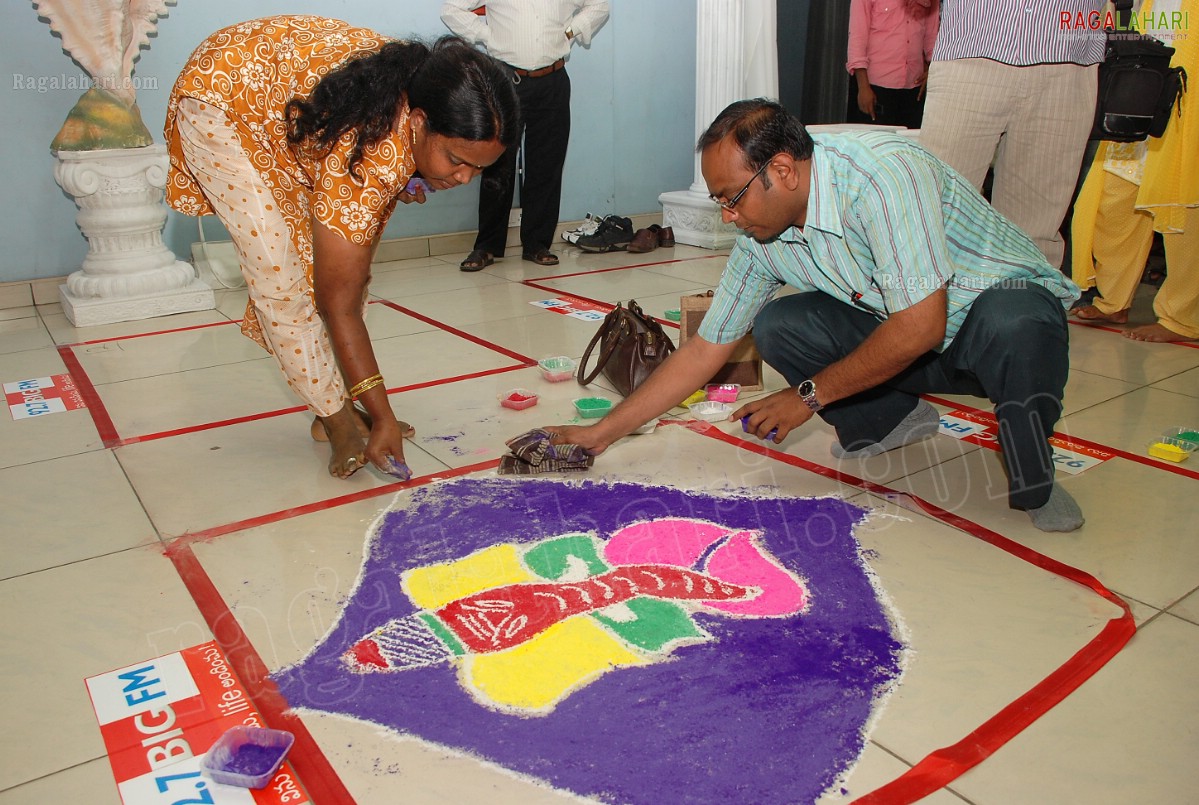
[117,364,530,447]
[922,393,1199,481]
[1069,318,1199,348]
[165,540,355,805]
[692,424,1135,804]
[163,459,499,803]
[374,299,537,365]
[57,345,120,448]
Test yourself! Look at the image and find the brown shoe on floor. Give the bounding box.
[460,249,494,272]
[657,225,675,247]
[627,227,660,254]
[522,249,559,266]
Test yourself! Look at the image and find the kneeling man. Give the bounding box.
[548,99,1083,533]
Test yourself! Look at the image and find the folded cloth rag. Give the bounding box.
[499,428,594,474]
[498,454,593,474]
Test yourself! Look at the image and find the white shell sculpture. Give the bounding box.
[33,0,177,149]
[34,0,175,106]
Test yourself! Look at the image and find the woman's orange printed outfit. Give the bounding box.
[164,16,415,415]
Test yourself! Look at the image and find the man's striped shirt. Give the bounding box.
[697,132,1081,352]
[932,0,1107,65]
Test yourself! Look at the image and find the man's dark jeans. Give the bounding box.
[753,283,1070,509]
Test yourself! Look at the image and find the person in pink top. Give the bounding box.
[845,0,939,129]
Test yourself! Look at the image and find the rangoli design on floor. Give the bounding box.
[273,478,904,804]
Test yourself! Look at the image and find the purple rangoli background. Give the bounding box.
[273,478,904,804]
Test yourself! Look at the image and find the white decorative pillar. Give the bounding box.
[54,144,214,327]
[659,0,779,249]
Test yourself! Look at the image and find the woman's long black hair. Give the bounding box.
[286,35,520,182]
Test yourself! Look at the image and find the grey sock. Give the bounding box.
[831,400,939,459]
[1026,484,1084,533]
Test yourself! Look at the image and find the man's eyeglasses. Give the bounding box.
[710,160,770,212]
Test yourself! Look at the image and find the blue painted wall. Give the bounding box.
[2,0,696,283]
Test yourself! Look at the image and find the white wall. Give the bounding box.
[2,0,697,283]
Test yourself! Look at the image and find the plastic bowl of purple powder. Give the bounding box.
[200,725,295,789]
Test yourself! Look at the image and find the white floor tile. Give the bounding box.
[947,613,1199,804]
[0,450,158,579]
[116,413,449,537]
[0,307,37,323]
[0,548,209,791]
[891,448,1199,609]
[4,244,1198,804]
[41,309,230,347]
[66,323,265,385]
[95,354,297,440]
[1149,365,1199,398]
[1058,385,1199,458]
[0,758,120,805]
[537,267,713,306]
[396,282,562,329]
[1167,588,1199,625]
[0,316,52,354]
[1068,323,1199,385]
[843,492,1124,765]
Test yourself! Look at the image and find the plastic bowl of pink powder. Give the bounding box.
[200,725,294,789]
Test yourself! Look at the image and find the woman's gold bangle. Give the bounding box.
[348,373,384,399]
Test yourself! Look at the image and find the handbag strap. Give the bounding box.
[577,305,626,385]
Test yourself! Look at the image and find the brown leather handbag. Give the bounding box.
[576,300,676,398]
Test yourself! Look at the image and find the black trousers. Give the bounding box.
[753,284,1070,509]
[474,68,571,256]
[846,83,926,130]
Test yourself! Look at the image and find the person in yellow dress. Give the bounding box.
[165,16,520,477]
[1070,0,1198,342]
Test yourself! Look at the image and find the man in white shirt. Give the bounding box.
[442,0,610,271]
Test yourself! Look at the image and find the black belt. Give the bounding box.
[510,58,566,79]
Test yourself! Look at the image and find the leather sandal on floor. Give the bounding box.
[460,249,495,272]
[522,249,559,266]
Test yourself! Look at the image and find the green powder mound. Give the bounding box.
[51,88,153,152]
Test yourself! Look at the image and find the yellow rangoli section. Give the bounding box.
[463,616,648,713]
[403,543,532,608]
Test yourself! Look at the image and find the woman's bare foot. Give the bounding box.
[319,405,367,478]
[1123,322,1198,343]
[1070,304,1129,324]
[311,407,415,441]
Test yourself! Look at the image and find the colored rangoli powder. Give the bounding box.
[273,478,904,805]
[1148,441,1190,462]
[222,743,280,776]
[573,397,612,418]
[500,390,539,410]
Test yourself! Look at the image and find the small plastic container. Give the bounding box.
[664,309,682,322]
[573,397,613,419]
[681,389,707,408]
[538,356,576,382]
[200,726,294,789]
[1146,436,1195,462]
[705,383,741,403]
[1161,426,1199,447]
[688,401,733,422]
[500,389,539,410]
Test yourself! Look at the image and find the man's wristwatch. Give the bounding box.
[797,379,822,412]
